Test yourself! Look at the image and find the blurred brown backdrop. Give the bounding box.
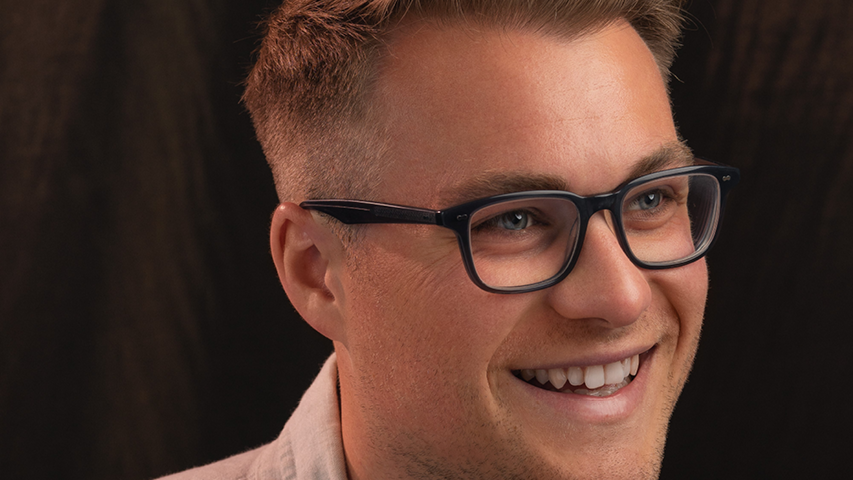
[1,1,851,478]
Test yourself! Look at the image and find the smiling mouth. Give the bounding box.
[514,353,640,397]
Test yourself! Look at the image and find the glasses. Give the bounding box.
[301,161,740,294]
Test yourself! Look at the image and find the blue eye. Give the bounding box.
[496,211,532,230]
[636,192,662,210]
[627,188,672,212]
[472,209,539,234]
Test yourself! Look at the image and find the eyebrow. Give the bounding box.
[438,141,695,206]
[439,172,570,206]
[626,141,695,181]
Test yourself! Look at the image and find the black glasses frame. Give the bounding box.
[301,161,740,293]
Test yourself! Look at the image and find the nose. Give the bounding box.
[546,212,652,328]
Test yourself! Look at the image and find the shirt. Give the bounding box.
[158,354,348,480]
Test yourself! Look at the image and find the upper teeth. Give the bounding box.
[520,354,639,391]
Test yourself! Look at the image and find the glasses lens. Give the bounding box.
[468,197,580,289]
[621,173,721,265]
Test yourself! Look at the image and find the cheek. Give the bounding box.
[651,258,708,366]
[669,259,709,326]
[341,240,523,393]
[339,255,528,437]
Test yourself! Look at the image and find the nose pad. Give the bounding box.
[547,212,652,328]
[601,209,618,234]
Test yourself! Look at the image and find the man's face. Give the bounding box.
[332,19,707,480]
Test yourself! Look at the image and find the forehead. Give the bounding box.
[370,19,679,206]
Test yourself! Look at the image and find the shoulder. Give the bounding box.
[154,353,343,480]
[155,446,267,480]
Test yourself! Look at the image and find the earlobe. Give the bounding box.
[270,203,347,342]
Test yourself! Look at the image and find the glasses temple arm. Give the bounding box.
[300,200,440,225]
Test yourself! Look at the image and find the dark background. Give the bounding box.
[1,1,851,478]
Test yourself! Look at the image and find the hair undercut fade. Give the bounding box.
[243,0,687,206]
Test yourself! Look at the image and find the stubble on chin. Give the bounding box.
[375,388,665,480]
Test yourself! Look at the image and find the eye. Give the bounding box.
[473,209,540,233]
[635,191,662,210]
[626,188,673,212]
[494,210,532,230]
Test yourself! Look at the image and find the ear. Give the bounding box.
[270,202,347,343]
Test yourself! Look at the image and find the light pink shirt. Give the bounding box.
[158,354,347,480]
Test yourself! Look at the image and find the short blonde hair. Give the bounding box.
[243,0,687,203]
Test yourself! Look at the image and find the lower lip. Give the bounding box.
[515,349,654,424]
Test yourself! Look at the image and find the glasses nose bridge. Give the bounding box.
[582,192,621,219]
[575,192,625,251]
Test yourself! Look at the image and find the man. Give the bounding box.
[164,0,739,478]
